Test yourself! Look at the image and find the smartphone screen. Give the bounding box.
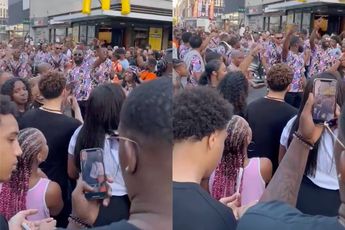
[312,79,337,123]
[80,148,107,200]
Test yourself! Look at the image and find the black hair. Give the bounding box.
[0,94,18,124]
[228,36,240,47]
[120,77,172,144]
[1,78,31,110]
[189,35,202,49]
[217,72,248,117]
[182,32,192,43]
[205,50,222,63]
[74,83,126,170]
[287,72,345,177]
[331,35,341,45]
[199,59,223,86]
[173,87,232,142]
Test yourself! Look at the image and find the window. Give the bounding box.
[0,8,3,18]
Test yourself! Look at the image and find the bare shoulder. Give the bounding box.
[260,158,273,184]
[46,181,62,200]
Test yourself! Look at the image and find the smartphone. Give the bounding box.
[80,148,107,200]
[312,78,337,124]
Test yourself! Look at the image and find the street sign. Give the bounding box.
[238,8,245,13]
[23,19,30,24]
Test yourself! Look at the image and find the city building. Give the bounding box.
[30,0,172,50]
[0,0,8,40]
[8,0,29,38]
[245,0,345,34]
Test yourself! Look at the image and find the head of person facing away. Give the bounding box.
[38,70,68,109]
[266,63,293,94]
[211,115,252,200]
[118,77,172,228]
[173,87,233,183]
[0,95,22,182]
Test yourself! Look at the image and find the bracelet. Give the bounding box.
[293,132,314,150]
[68,215,93,229]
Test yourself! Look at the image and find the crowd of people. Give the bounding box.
[172,18,345,230]
[3,15,345,230]
[0,36,173,230]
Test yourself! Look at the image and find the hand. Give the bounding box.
[8,209,38,230]
[67,95,80,111]
[287,24,297,35]
[232,200,258,220]
[71,177,113,226]
[251,44,262,56]
[36,219,56,230]
[219,193,241,209]
[297,93,324,145]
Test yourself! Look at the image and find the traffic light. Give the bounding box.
[82,0,92,14]
[101,0,111,10]
[121,0,130,15]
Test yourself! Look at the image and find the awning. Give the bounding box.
[50,9,172,24]
[264,0,345,12]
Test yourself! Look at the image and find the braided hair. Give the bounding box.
[0,128,45,220]
[211,115,252,200]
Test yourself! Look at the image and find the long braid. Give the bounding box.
[0,128,44,220]
[211,115,252,201]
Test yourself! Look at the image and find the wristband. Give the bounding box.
[293,132,314,150]
[68,215,93,229]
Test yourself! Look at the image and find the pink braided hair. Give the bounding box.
[0,128,45,220]
[211,115,252,201]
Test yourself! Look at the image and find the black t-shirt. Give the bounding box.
[0,215,8,230]
[245,98,297,172]
[237,201,345,230]
[19,109,80,197]
[173,182,237,230]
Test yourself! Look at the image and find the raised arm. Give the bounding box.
[260,94,323,206]
[282,27,295,62]
[310,19,321,51]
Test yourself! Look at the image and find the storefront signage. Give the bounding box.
[32,17,48,27]
[246,5,263,15]
[149,27,162,51]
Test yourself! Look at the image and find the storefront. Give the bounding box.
[45,9,172,49]
[246,5,263,31]
[263,0,345,34]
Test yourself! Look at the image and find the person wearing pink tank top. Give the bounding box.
[0,128,63,221]
[208,116,272,206]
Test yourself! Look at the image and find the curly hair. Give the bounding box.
[266,63,293,91]
[0,78,32,110]
[173,86,232,142]
[39,70,66,99]
[0,128,45,220]
[217,72,248,117]
[211,115,252,200]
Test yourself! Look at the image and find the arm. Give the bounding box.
[239,46,261,75]
[200,32,218,52]
[278,144,287,163]
[260,158,273,184]
[304,49,311,65]
[282,32,293,62]
[310,28,318,52]
[68,155,79,180]
[46,181,64,216]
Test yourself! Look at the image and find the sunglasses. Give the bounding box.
[55,47,62,50]
[276,37,283,40]
[73,53,83,57]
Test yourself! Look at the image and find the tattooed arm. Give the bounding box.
[260,93,323,206]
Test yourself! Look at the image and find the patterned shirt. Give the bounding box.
[264,42,283,68]
[187,54,204,86]
[67,61,93,101]
[34,51,50,65]
[179,44,191,60]
[284,51,305,92]
[2,58,32,78]
[91,58,113,89]
[48,53,69,72]
[309,46,338,78]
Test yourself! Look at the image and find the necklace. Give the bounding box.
[265,95,285,102]
[40,107,63,114]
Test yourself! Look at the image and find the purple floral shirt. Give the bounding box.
[264,42,282,68]
[34,51,50,65]
[179,44,190,60]
[48,53,69,72]
[309,46,337,78]
[91,58,113,88]
[2,59,32,78]
[67,61,93,101]
[284,51,305,92]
